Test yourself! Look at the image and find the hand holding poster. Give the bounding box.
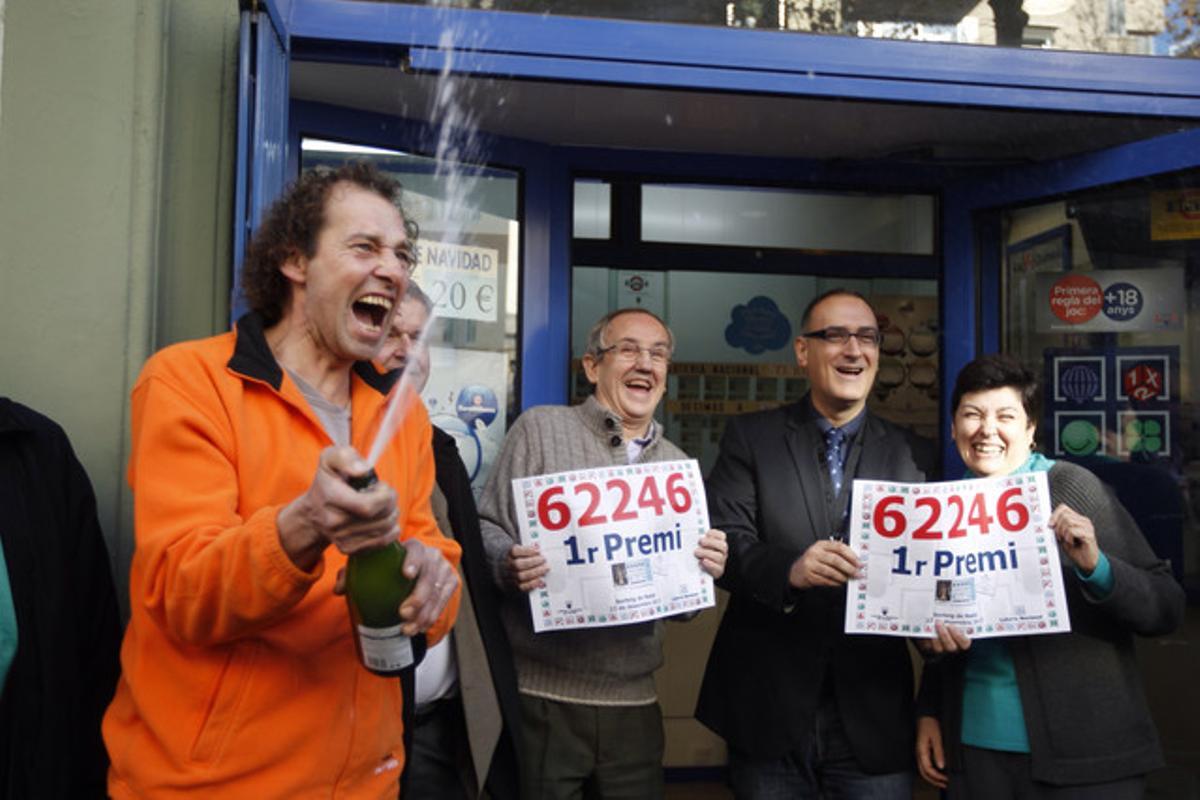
[846,472,1070,639]
[512,459,714,633]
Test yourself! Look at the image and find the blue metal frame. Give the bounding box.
[253,11,290,226]
[961,126,1200,208]
[977,215,1004,358]
[259,0,290,44]
[232,10,253,324]
[231,0,291,323]
[940,186,974,475]
[522,150,572,408]
[560,147,954,191]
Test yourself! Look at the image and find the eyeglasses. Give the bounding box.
[597,339,671,365]
[800,327,882,348]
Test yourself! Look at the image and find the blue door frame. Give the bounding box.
[233,0,290,322]
[244,0,1200,470]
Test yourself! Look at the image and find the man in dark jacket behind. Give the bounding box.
[379,284,522,800]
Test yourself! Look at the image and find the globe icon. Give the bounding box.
[1060,364,1100,403]
[455,384,499,427]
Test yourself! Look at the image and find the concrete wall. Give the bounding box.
[0,0,239,610]
[0,1,6,130]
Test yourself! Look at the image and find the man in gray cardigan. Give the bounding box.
[479,308,728,800]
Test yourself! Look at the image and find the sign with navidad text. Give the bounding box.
[846,473,1070,639]
[513,459,714,633]
[413,240,500,322]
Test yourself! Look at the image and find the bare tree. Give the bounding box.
[1165,0,1200,55]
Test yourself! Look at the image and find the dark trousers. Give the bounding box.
[404,695,475,800]
[727,697,911,800]
[518,694,665,800]
[946,746,1146,800]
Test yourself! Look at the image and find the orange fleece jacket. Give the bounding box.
[103,321,461,799]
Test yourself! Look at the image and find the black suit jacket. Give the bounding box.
[428,426,522,800]
[696,398,935,773]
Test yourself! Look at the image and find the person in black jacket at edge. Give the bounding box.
[0,397,121,797]
[378,283,521,800]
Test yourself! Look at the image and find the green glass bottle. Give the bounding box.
[345,469,416,676]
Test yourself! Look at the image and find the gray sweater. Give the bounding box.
[917,460,1185,786]
[478,396,686,705]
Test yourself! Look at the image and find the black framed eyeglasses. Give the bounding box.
[596,339,672,365]
[799,327,882,347]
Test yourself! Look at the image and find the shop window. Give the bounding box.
[301,138,521,496]
[571,267,939,474]
[640,183,934,255]
[574,179,612,239]
[1001,171,1200,589]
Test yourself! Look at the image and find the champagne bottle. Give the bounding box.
[345,469,415,676]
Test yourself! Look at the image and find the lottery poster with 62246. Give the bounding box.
[513,459,714,633]
[846,472,1069,639]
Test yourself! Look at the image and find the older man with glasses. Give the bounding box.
[697,288,937,799]
[478,307,728,800]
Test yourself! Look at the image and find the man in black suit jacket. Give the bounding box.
[697,289,935,798]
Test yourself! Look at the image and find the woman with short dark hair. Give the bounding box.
[915,353,1184,799]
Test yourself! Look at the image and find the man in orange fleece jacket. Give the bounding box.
[103,163,462,799]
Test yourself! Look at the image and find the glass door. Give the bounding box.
[570,175,941,771]
[988,165,1200,797]
[999,170,1200,588]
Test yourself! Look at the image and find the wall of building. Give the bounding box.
[0,0,238,608]
[0,0,6,131]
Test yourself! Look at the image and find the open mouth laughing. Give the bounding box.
[352,294,393,335]
[623,375,655,399]
[969,442,1005,458]
[834,363,865,379]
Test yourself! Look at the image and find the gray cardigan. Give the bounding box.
[478,396,686,705]
[917,460,1185,786]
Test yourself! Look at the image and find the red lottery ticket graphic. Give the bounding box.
[1123,363,1163,402]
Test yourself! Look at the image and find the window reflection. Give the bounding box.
[641,184,934,255]
[386,0,1194,56]
[572,268,939,473]
[1002,172,1200,590]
